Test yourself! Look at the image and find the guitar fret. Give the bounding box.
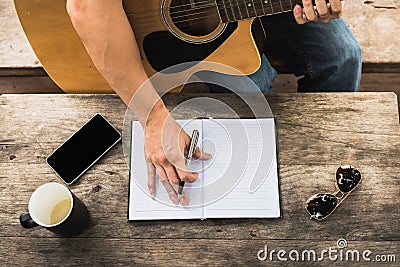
[235,0,243,19]
[268,0,275,14]
[229,0,237,21]
[260,0,274,16]
[250,0,258,16]
[222,0,234,21]
[259,0,266,16]
[245,0,256,17]
[242,0,251,18]
[216,0,230,22]
[216,0,295,22]
[283,1,294,12]
[272,0,292,13]
[279,0,284,12]
[228,0,243,21]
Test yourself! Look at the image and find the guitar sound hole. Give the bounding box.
[169,0,221,37]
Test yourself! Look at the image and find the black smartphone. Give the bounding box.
[46,114,121,185]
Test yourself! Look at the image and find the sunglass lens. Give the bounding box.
[306,194,338,220]
[336,165,361,192]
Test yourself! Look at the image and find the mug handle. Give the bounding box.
[19,212,39,228]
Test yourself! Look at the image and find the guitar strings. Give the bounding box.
[165,0,295,12]
[125,0,295,18]
[125,0,294,34]
[128,1,293,21]
[132,4,291,19]
[125,1,216,18]
[128,8,289,33]
[127,1,293,27]
[129,13,287,33]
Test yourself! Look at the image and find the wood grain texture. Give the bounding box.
[0,93,399,266]
[342,0,400,65]
[0,238,398,266]
[0,76,64,93]
[0,0,38,68]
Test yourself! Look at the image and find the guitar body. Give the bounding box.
[14,0,265,93]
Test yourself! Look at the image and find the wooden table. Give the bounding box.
[0,93,399,266]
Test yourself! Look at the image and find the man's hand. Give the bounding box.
[66,0,211,206]
[144,101,211,206]
[293,0,343,24]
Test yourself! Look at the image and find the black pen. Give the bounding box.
[177,129,199,205]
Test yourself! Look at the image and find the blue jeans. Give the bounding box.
[203,13,362,93]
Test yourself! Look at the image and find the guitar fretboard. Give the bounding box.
[216,0,296,22]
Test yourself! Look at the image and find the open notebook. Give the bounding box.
[128,118,280,220]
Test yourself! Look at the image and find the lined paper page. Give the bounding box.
[202,118,280,218]
[129,120,204,220]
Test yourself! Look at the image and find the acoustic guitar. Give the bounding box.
[14,0,297,93]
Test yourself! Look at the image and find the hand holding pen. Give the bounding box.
[144,113,212,206]
[177,129,200,205]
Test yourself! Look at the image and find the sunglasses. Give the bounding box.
[305,165,362,220]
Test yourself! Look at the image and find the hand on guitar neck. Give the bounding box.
[293,0,343,24]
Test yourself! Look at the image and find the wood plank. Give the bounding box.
[343,0,400,64]
[0,76,64,93]
[0,94,399,266]
[0,93,399,241]
[1,163,399,241]
[0,93,398,166]
[272,73,400,94]
[362,63,400,73]
[0,0,39,68]
[1,73,400,94]
[360,73,400,92]
[0,238,398,266]
[0,67,46,77]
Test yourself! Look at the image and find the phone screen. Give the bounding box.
[46,114,121,184]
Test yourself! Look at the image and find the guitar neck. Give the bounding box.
[216,0,300,22]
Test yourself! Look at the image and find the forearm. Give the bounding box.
[66,0,166,123]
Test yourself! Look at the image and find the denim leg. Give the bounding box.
[261,12,362,92]
[248,54,277,93]
[202,54,276,93]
